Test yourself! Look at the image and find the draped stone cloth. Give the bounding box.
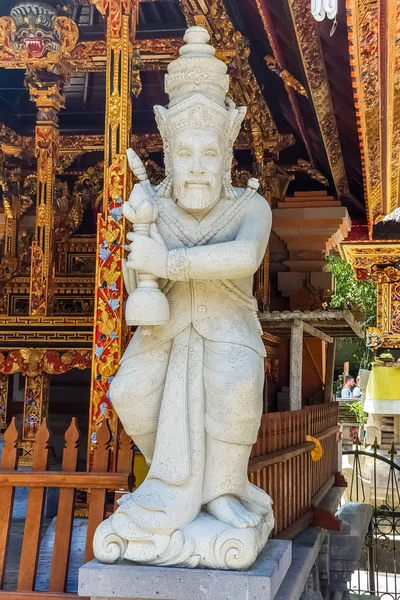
[114,325,265,534]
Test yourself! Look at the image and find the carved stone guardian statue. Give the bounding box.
[93,26,274,570]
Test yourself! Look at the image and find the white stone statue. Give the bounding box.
[93,26,274,570]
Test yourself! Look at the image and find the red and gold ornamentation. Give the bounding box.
[0,374,8,430]
[342,242,400,347]
[23,373,49,441]
[89,0,138,461]
[287,0,349,198]
[0,348,91,377]
[347,0,400,228]
[91,0,135,38]
[90,183,125,454]
[29,81,64,316]
[0,348,90,448]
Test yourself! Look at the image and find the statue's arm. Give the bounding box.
[168,196,271,281]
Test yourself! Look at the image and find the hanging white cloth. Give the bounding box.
[311,0,338,21]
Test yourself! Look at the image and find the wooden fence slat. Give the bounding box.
[0,473,128,488]
[0,420,19,586]
[114,430,134,509]
[250,404,339,538]
[84,420,111,564]
[0,592,87,600]
[49,419,80,593]
[0,404,339,590]
[17,421,50,592]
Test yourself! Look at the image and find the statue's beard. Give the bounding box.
[173,175,221,210]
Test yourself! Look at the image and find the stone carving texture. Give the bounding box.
[93,26,274,570]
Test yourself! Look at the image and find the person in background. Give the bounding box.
[341,375,355,399]
[353,376,362,399]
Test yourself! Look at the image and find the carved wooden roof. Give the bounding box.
[0,0,367,220]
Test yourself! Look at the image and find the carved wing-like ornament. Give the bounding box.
[0,17,15,58]
[53,16,79,56]
[54,180,83,241]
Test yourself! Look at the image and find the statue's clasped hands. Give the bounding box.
[123,185,168,280]
[122,148,170,330]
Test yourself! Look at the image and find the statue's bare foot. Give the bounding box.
[206,495,262,529]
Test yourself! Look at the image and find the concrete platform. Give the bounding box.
[79,539,292,600]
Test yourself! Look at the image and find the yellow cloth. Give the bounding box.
[306,435,323,461]
[366,366,400,400]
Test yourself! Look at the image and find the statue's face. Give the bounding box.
[171,129,224,211]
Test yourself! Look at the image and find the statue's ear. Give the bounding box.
[154,105,172,176]
[229,106,246,145]
[154,105,169,140]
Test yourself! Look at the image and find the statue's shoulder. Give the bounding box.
[233,187,272,215]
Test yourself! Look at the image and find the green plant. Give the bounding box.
[334,373,344,396]
[326,254,377,326]
[346,401,368,427]
[352,338,374,369]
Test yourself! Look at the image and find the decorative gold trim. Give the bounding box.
[287,0,349,197]
[346,0,400,226]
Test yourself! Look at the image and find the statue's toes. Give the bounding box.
[243,482,273,514]
[207,495,261,529]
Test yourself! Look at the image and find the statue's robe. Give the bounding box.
[110,188,272,535]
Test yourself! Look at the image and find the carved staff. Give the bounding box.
[123,148,170,333]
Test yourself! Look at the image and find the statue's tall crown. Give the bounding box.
[155,26,245,146]
[165,27,229,108]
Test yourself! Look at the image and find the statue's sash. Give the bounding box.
[149,326,205,487]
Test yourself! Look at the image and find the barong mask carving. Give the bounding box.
[93,26,274,570]
[0,2,77,62]
[10,2,61,58]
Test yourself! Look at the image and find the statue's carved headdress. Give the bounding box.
[154,27,246,200]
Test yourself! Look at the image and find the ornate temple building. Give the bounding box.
[0,0,399,599]
[0,0,369,467]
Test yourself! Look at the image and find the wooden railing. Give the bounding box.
[0,418,132,600]
[249,403,340,539]
[0,403,339,599]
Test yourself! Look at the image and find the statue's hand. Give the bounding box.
[123,183,155,224]
[126,223,168,279]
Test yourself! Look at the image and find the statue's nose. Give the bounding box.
[190,159,205,175]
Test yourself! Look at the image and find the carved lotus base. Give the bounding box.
[93,509,274,570]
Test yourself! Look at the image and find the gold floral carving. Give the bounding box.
[342,242,400,347]
[285,159,328,187]
[265,55,308,97]
[342,243,400,275]
[287,0,348,198]
[0,374,8,429]
[89,0,137,462]
[347,0,400,226]
[370,264,400,284]
[36,203,47,228]
[28,83,65,112]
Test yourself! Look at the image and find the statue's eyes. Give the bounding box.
[205,150,217,157]
[178,149,191,157]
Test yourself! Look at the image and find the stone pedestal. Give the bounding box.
[79,539,291,600]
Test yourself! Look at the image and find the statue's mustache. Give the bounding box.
[185,180,210,185]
